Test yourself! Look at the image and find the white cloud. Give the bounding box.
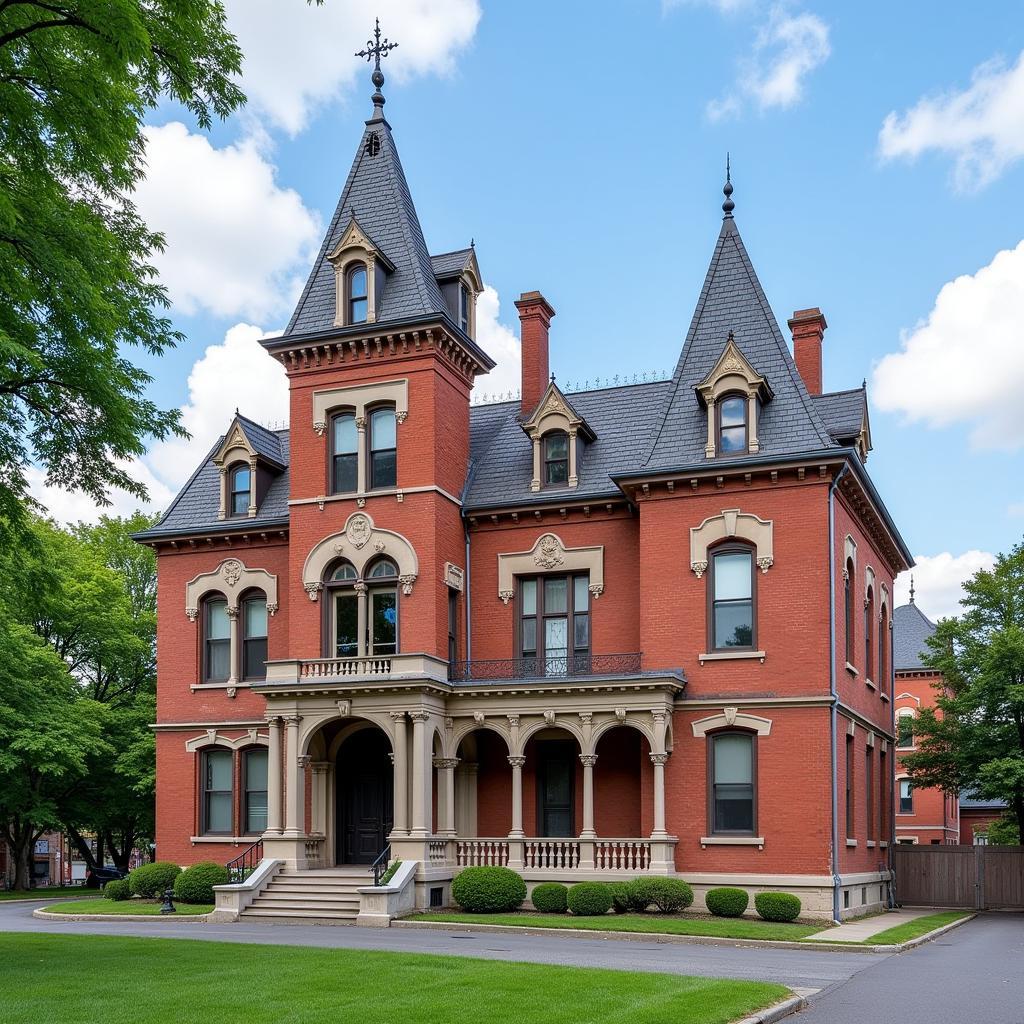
[879,52,1024,192]
[895,551,996,621]
[223,0,481,135]
[135,123,320,320]
[471,285,521,403]
[706,5,830,120]
[872,240,1024,450]
[26,461,174,525]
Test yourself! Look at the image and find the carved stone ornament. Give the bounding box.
[346,513,372,549]
[579,754,599,767]
[499,589,514,606]
[226,606,239,620]
[578,712,593,725]
[313,420,327,437]
[266,601,279,616]
[723,706,738,726]
[305,581,323,602]
[507,756,526,769]
[336,699,351,718]
[506,714,520,728]
[543,709,556,726]
[757,556,773,574]
[691,559,709,579]
[396,410,408,424]
[534,534,565,570]
[444,716,454,731]
[615,707,627,722]
[296,754,312,769]
[222,559,243,586]
[399,573,417,596]
[374,539,387,553]
[473,711,486,725]
[649,752,669,765]
[226,686,237,699]
[588,583,604,599]
[186,606,199,622]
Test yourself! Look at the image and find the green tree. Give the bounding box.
[985,814,1020,846]
[0,1,243,535]
[904,542,1024,843]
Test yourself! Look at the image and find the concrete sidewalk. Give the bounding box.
[805,908,935,943]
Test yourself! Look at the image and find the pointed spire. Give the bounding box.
[909,575,916,604]
[355,18,399,122]
[722,153,735,218]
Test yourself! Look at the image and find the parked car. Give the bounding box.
[85,866,126,889]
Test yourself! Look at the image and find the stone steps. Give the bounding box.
[241,866,369,922]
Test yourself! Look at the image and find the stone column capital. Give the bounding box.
[579,753,599,768]
[408,711,431,723]
[649,752,669,766]
[433,757,459,770]
[507,756,526,769]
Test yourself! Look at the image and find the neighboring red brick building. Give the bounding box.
[137,58,912,921]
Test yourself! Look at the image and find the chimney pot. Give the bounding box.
[516,291,556,416]
[788,307,827,396]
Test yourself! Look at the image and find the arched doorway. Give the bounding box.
[336,728,393,864]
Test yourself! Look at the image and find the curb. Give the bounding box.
[0,896,93,904]
[890,912,976,951]
[32,908,210,924]
[734,995,806,1024]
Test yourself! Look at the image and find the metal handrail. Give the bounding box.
[370,844,392,887]
[226,839,263,884]
[448,652,642,683]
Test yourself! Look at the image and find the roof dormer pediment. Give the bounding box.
[326,215,395,273]
[696,334,773,408]
[520,379,595,442]
[212,416,285,471]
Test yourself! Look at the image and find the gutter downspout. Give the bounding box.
[828,462,850,925]
[464,524,472,663]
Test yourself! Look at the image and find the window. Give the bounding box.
[204,598,230,682]
[844,559,855,666]
[879,749,887,840]
[326,560,358,658]
[229,464,251,517]
[518,573,590,676]
[899,779,913,815]
[346,263,368,324]
[866,746,874,843]
[709,545,755,650]
[459,283,470,333]
[369,406,397,489]
[846,735,855,839]
[202,748,233,835]
[897,712,914,749]
[242,594,268,680]
[448,588,458,666]
[542,431,569,486]
[716,394,747,454]
[878,606,888,694]
[243,748,268,835]
[368,559,398,656]
[331,412,358,493]
[864,586,875,681]
[709,732,756,834]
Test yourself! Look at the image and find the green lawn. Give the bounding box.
[859,910,972,945]
[0,933,790,1024]
[0,886,89,901]
[407,910,824,941]
[44,898,212,916]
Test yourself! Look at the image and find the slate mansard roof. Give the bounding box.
[893,601,938,672]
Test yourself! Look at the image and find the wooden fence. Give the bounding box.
[893,844,1024,909]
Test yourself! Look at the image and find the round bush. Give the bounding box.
[173,861,229,904]
[608,882,636,914]
[754,892,801,922]
[103,878,130,901]
[451,866,526,913]
[128,861,181,899]
[566,881,612,916]
[531,882,568,913]
[630,877,693,914]
[705,886,749,918]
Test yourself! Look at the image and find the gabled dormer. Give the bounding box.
[327,215,396,327]
[695,333,773,458]
[212,415,286,521]
[521,379,596,491]
[431,247,482,340]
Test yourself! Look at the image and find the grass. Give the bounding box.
[0,933,790,1024]
[43,898,213,916]
[407,910,824,941]
[857,910,972,945]
[0,886,90,901]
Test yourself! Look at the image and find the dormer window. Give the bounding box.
[696,333,772,460]
[459,284,470,333]
[347,263,368,324]
[717,394,748,455]
[543,431,569,486]
[229,464,251,517]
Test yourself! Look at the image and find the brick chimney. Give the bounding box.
[515,290,556,417]
[788,307,828,396]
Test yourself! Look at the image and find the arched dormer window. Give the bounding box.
[229,464,251,517]
[709,542,756,651]
[346,263,368,324]
[331,411,358,494]
[716,393,748,455]
[543,430,569,486]
[696,334,771,459]
[241,591,268,681]
[203,596,230,682]
[368,405,397,489]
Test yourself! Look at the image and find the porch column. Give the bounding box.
[649,753,669,838]
[310,762,330,836]
[434,758,459,838]
[579,754,598,838]
[226,606,239,686]
[508,756,526,838]
[265,715,283,837]
[409,711,432,837]
[283,715,304,837]
[389,712,409,837]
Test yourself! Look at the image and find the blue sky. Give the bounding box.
[33,1,1024,619]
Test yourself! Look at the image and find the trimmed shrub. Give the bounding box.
[451,866,526,913]
[173,861,229,904]
[128,861,181,899]
[566,882,612,917]
[608,882,636,914]
[630,877,693,914]
[103,878,130,901]
[531,882,568,913]
[705,886,749,918]
[754,892,802,922]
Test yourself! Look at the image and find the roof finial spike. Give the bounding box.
[909,575,916,604]
[722,152,735,217]
[356,17,399,120]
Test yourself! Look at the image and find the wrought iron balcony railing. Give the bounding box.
[448,652,642,683]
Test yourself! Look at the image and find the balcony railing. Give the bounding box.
[448,653,642,683]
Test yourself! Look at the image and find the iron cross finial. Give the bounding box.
[356,18,398,118]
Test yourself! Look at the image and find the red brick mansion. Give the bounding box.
[138,55,912,922]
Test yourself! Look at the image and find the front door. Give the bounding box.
[537,740,576,837]
[336,729,394,864]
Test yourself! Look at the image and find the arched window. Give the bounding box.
[844,559,855,666]
[708,731,756,835]
[241,593,268,680]
[369,406,396,489]
[331,411,357,493]
[543,431,569,486]
[325,560,358,658]
[864,585,875,681]
[204,597,230,682]
[242,747,268,835]
[367,558,398,656]
[202,747,233,835]
[716,394,748,455]
[368,558,398,578]
[229,464,251,517]
[346,263,368,324]
[709,543,755,651]
[879,603,888,694]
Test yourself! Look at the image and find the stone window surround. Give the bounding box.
[696,335,771,459]
[312,378,408,498]
[496,532,604,605]
[519,382,593,492]
[326,217,395,327]
[213,422,259,521]
[185,559,279,692]
[185,731,269,842]
[690,509,774,578]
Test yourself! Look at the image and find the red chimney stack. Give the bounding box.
[516,291,556,417]
[788,307,827,396]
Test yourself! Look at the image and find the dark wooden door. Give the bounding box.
[537,740,576,837]
[336,729,393,865]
